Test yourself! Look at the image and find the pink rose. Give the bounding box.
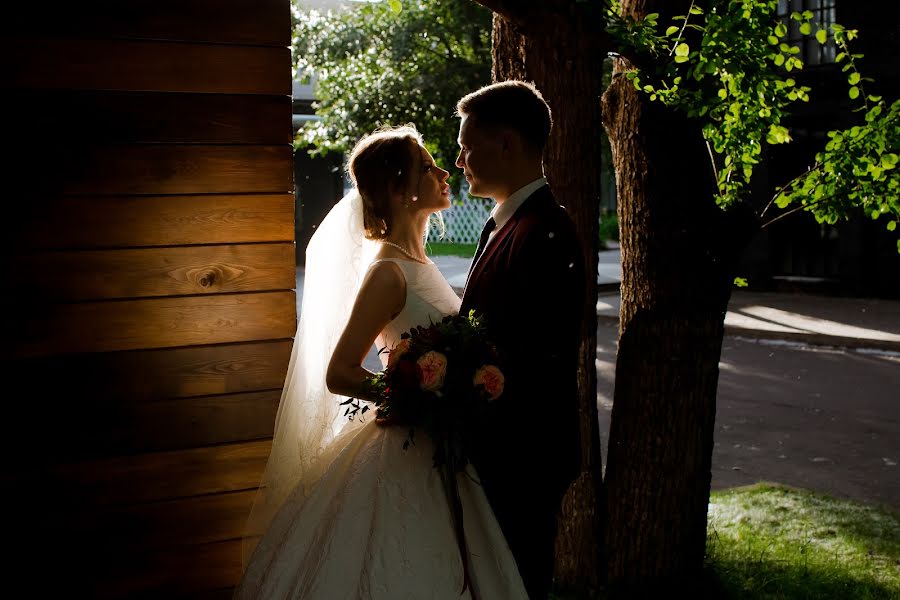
[474,365,504,401]
[387,338,412,371]
[416,351,448,392]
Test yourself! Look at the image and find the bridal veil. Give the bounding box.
[241,190,378,566]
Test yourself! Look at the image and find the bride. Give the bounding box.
[235,125,528,599]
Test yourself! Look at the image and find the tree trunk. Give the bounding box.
[490,9,605,593]
[600,0,742,591]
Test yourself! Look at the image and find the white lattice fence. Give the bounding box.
[427,194,493,244]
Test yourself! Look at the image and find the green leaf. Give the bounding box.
[690,6,703,15]
[849,86,860,99]
[388,0,402,14]
[848,72,861,85]
[733,277,749,288]
[717,88,727,100]
[775,23,788,38]
[666,25,680,36]
[675,42,690,57]
[774,53,785,66]
[799,23,812,35]
[888,221,897,232]
[816,29,828,44]
[767,35,779,45]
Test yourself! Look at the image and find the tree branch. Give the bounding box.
[760,196,831,229]
[760,162,824,219]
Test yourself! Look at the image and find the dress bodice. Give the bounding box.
[373,258,462,365]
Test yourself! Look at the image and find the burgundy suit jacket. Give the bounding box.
[461,185,585,495]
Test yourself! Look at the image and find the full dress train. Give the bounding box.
[235,258,528,599]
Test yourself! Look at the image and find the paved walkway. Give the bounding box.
[433,251,900,351]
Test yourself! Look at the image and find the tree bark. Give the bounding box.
[490,7,605,593]
[599,0,746,591]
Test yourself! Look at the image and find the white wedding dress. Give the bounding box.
[236,258,528,599]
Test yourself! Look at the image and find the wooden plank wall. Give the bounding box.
[1,1,293,596]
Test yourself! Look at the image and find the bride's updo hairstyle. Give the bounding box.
[348,124,423,240]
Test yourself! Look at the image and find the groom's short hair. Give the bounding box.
[456,80,552,155]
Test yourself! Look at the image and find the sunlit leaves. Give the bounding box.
[292,0,491,192]
[774,99,900,236]
[766,125,791,145]
[604,0,899,249]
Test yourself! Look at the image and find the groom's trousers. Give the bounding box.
[473,437,575,600]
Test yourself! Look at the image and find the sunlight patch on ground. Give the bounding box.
[733,305,900,342]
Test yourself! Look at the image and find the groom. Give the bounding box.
[457,81,585,598]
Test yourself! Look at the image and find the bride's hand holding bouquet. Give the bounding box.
[343,310,504,471]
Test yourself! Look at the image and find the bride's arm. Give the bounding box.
[326,261,406,400]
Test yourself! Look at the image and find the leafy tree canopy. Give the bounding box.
[292,0,492,192]
[604,0,899,249]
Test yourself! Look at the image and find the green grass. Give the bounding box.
[550,483,900,599]
[425,242,477,258]
[707,483,900,599]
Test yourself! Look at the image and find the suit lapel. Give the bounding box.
[462,185,552,302]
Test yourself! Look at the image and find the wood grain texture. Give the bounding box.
[7,91,291,144]
[7,389,280,457]
[115,391,280,452]
[98,539,245,597]
[9,340,292,402]
[12,244,296,301]
[70,489,257,551]
[56,145,293,195]
[2,1,296,596]
[3,37,291,95]
[12,291,297,357]
[12,194,295,250]
[49,439,273,506]
[5,0,290,47]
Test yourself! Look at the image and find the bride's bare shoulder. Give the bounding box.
[354,260,406,318]
[361,259,406,293]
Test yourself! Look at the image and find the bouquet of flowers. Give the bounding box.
[342,310,505,472]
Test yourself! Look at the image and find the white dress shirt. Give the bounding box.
[484,176,547,250]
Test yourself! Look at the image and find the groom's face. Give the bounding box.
[456,115,504,200]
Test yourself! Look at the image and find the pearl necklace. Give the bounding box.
[382,240,429,264]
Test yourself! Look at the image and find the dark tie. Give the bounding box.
[468,216,496,278]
